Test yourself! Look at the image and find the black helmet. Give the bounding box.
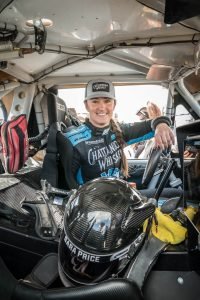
[58,177,155,286]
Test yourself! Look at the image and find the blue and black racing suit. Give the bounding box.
[60,117,169,189]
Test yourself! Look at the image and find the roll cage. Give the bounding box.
[0,1,200,300]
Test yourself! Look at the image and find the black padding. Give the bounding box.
[125,237,167,290]
[14,279,143,300]
[0,256,18,300]
[0,256,143,300]
[24,253,58,288]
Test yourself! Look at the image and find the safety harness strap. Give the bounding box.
[41,122,59,187]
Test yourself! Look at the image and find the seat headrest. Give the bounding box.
[41,93,67,126]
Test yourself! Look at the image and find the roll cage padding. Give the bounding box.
[0,257,143,300]
[0,114,29,173]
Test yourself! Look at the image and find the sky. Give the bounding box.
[59,85,168,123]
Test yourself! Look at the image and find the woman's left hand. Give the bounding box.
[154,123,175,150]
[147,102,162,119]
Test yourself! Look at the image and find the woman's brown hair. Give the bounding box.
[110,118,129,178]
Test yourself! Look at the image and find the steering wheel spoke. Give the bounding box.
[142,148,162,186]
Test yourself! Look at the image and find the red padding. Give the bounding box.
[1,115,29,173]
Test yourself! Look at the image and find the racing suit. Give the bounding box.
[61,119,157,189]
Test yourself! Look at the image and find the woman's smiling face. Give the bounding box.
[84,97,116,127]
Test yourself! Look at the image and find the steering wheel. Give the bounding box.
[141,147,162,186]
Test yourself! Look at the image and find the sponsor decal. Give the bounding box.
[110,245,131,261]
[85,138,104,145]
[87,140,121,171]
[92,82,110,92]
[65,125,92,146]
[100,167,120,178]
[64,235,100,262]
[64,233,131,263]
[57,103,65,111]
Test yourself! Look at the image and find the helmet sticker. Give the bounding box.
[64,233,132,263]
[64,234,101,263]
[110,245,131,261]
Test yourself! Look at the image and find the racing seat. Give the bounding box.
[40,89,71,128]
[40,90,79,189]
[0,255,143,300]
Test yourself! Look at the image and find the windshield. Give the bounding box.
[58,84,168,123]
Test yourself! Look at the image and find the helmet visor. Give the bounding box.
[59,231,118,285]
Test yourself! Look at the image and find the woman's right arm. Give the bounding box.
[121,116,174,149]
[121,120,153,144]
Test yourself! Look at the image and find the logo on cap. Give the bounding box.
[92,82,110,93]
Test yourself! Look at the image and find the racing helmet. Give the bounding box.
[58,177,155,286]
